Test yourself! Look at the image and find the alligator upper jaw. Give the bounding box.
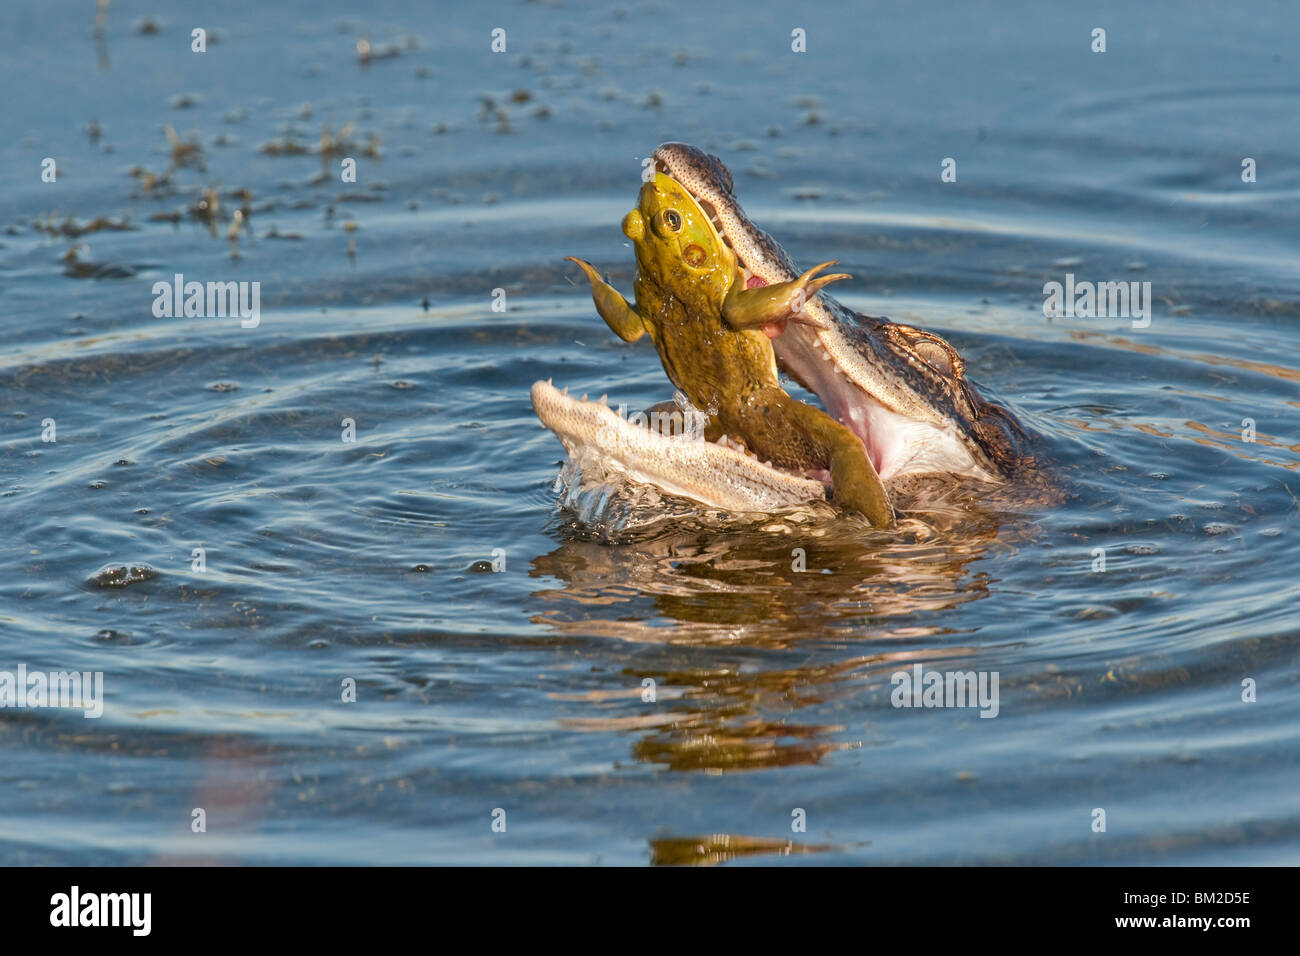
[531,381,829,513]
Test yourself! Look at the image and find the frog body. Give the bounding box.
[566,173,892,527]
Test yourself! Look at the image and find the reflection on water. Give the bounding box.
[530,502,1027,771]
[648,834,837,866]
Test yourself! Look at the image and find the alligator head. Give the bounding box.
[652,142,1035,484]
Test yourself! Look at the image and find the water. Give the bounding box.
[0,0,1297,864]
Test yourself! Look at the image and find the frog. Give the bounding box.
[564,172,894,527]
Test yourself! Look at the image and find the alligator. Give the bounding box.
[651,143,1035,485]
[562,172,893,525]
[532,144,1039,521]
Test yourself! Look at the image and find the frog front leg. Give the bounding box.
[565,257,646,343]
[721,260,849,333]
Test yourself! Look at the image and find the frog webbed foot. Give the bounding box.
[721,260,848,332]
[828,455,895,529]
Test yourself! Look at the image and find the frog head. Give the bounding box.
[621,173,736,304]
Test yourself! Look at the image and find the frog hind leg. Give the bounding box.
[565,257,645,342]
[750,390,894,528]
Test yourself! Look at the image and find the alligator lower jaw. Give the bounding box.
[531,381,829,513]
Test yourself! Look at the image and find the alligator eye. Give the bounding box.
[663,210,682,231]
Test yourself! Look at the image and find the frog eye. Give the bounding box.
[663,209,682,231]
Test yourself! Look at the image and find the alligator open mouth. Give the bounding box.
[652,154,921,479]
[652,144,1004,485]
[537,147,1022,524]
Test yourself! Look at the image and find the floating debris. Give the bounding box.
[356,36,406,67]
[261,137,311,156]
[61,246,138,279]
[129,165,173,194]
[190,187,220,236]
[89,563,160,589]
[164,124,204,171]
[33,214,135,238]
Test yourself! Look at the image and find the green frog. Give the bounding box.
[565,173,893,527]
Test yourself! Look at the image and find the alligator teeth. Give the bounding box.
[581,393,588,401]
[562,387,569,396]
[598,394,607,405]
